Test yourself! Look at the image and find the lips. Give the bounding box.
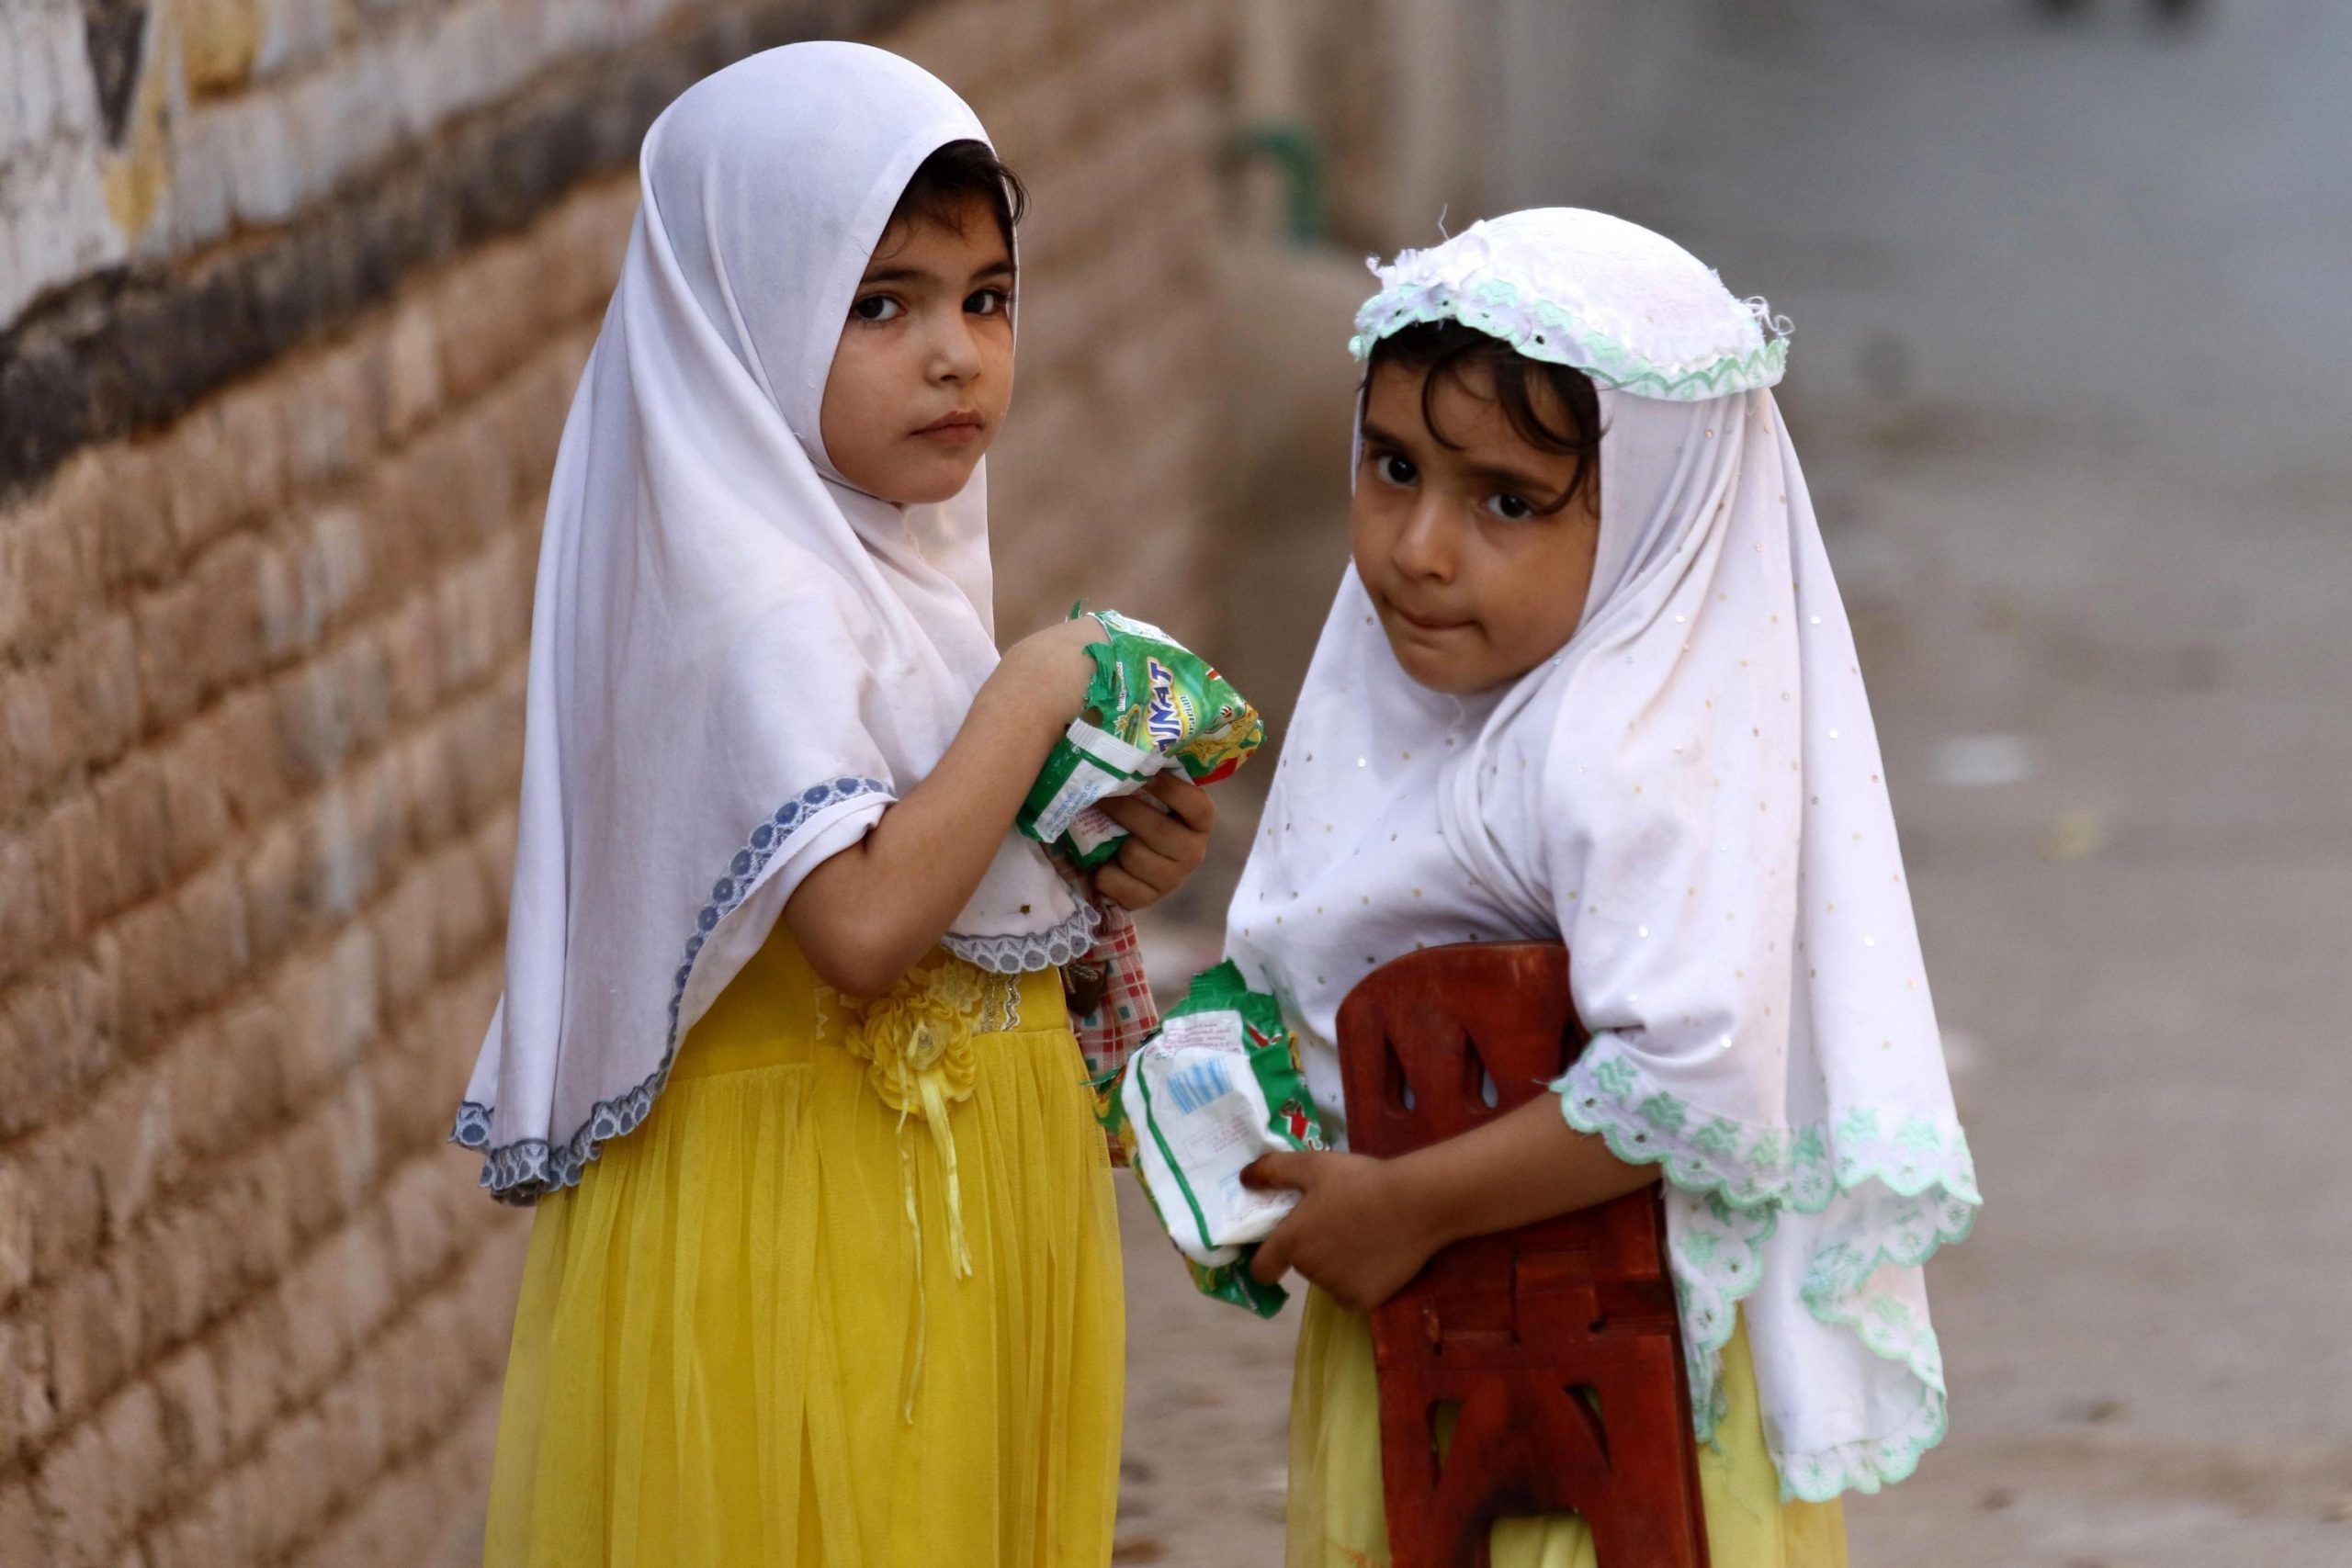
[1390,602,1470,633]
[913,410,985,438]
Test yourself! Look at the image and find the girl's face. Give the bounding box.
[820,193,1015,505]
[1351,360,1602,694]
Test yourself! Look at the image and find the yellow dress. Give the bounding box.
[1287,1291,1847,1568]
[482,932,1124,1567]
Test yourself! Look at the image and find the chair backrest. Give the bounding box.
[1338,941,1581,1156]
[1335,942,1710,1568]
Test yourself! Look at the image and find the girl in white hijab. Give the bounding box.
[1227,209,1980,1564]
[459,42,1215,1565]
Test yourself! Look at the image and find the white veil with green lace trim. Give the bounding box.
[1233,209,1980,1502]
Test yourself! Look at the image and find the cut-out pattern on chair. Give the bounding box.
[1338,942,1711,1568]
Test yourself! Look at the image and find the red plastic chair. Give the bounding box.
[1336,942,1710,1568]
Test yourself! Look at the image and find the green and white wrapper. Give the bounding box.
[1018,609,1265,871]
[1099,962,1324,1317]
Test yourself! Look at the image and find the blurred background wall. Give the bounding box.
[0,2,1233,1562]
[6,0,2349,1564]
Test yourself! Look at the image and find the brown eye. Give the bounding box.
[1375,454,1417,487]
[1483,492,1534,522]
[851,295,903,322]
[967,288,1009,315]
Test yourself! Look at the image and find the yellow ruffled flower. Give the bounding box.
[844,982,980,1121]
[843,962,987,1311]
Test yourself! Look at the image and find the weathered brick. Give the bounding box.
[368,855,441,1020]
[381,300,443,442]
[51,614,144,782]
[170,860,252,1017]
[0,476,94,664]
[14,1111,107,1286]
[86,440,179,594]
[0,1473,55,1565]
[282,340,388,492]
[209,687,290,831]
[85,1066,180,1244]
[30,795,111,963]
[0,825,41,973]
[141,1484,246,1568]
[109,895,192,1060]
[31,1382,164,1565]
[238,818,306,967]
[269,925,382,1109]
[150,723,233,881]
[430,239,548,405]
[377,592,441,725]
[274,629,395,787]
[162,1006,284,1173]
[164,388,286,558]
[89,757,175,917]
[40,1252,143,1427]
[147,1342,228,1508]
[0,1313,58,1471]
[0,1157,31,1305]
[0,663,62,820]
[256,503,373,662]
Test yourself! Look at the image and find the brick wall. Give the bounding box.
[0,1,1235,1562]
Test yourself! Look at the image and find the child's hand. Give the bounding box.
[993,616,1109,736]
[1241,1149,1447,1313]
[1091,774,1215,910]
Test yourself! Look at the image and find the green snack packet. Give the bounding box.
[1019,609,1266,869]
[1096,962,1326,1318]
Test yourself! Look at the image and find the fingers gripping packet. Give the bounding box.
[1018,609,1266,870]
[1098,963,1325,1317]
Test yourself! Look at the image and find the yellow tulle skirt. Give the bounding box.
[1287,1290,1847,1567]
[482,935,1124,1568]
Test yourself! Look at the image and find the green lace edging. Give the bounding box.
[1776,1380,1949,1504]
[1554,1039,1982,1217]
[1348,276,1791,401]
[1555,1038,1982,1500]
[1655,1188,1777,1447]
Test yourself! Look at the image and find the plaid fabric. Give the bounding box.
[1051,858,1159,1080]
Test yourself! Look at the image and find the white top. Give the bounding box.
[454,43,1090,1205]
[1229,209,1980,1503]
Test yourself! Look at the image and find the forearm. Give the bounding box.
[1393,1093,1659,1251]
[786,626,1097,995]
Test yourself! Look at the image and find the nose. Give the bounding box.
[1391,494,1456,584]
[926,311,985,387]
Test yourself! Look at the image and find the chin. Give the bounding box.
[894,451,986,506]
[1386,637,1474,695]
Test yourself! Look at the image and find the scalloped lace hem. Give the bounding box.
[1555,1037,1981,1214]
[943,897,1101,975]
[1351,275,1791,401]
[1555,1037,1981,1499]
[1776,1380,1950,1504]
[451,775,891,1205]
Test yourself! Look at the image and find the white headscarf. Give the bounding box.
[1227,209,1981,1502]
[454,43,1092,1204]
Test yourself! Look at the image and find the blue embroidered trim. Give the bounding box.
[451,775,889,1205]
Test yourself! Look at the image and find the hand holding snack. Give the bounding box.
[1017,608,1264,871]
[1090,773,1216,910]
[1098,963,1326,1316]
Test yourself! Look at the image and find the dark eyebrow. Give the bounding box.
[1362,417,1566,505]
[856,257,1016,288]
[1464,458,1564,499]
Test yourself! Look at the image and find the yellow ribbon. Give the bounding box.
[842,965,984,1420]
